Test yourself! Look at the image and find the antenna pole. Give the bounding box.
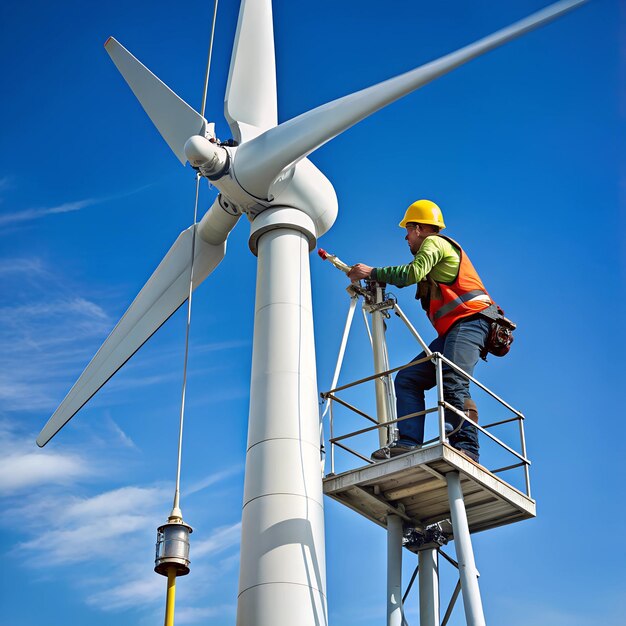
[164,567,177,626]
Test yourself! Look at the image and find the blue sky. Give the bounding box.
[0,1,622,625]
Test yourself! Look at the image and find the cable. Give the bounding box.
[200,0,219,118]
[171,173,202,519]
[170,0,219,521]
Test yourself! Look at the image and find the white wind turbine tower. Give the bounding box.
[37,1,586,624]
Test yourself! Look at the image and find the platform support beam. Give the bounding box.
[387,515,405,626]
[418,548,439,626]
[446,471,486,626]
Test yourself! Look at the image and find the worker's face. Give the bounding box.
[405,224,423,255]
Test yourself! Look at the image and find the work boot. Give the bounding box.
[371,440,417,461]
[453,447,480,463]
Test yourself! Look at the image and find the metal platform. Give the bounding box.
[323,443,536,538]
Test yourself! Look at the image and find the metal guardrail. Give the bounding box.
[321,351,531,498]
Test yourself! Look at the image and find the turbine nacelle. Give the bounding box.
[184,135,229,178]
[184,132,338,242]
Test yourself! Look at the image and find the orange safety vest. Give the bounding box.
[420,235,492,336]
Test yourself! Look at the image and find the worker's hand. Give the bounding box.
[348,263,373,281]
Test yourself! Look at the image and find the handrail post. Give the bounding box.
[330,400,335,475]
[434,353,447,444]
[518,417,531,497]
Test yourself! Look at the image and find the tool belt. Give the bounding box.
[479,304,516,360]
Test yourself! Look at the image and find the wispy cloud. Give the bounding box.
[1,438,242,618]
[0,198,97,227]
[0,297,108,324]
[0,178,154,230]
[185,466,243,496]
[176,604,236,624]
[0,422,92,493]
[0,252,250,416]
[106,415,138,449]
[0,257,46,275]
[0,286,113,411]
[193,522,241,559]
[0,175,14,195]
[86,567,164,611]
[22,510,158,567]
[10,480,169,568]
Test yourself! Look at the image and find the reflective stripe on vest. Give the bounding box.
[432,289,489,321]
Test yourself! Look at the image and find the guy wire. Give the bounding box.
[200,0,219,118]
[172,0,219,516]
[172,173,202,515]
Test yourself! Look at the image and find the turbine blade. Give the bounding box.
[234,0,586,199]
[36,213,235,447]
[105,37,207,164]
[224,0,277,143]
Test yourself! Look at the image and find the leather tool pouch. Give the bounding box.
[480,307,516,361]
[417,277,441,312]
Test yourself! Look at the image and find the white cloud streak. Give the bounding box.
[0,175,13,194]
[0,179,155,230]
[193,522,241,559]
[0,297,108,323]
[86,569,163,611]
[185,466,243,496]
[0,257,46,275]
[0,449,87,492]
[176,604,236,624]
[0,448,241,624]
[0,289,112,411]
[0,253,249,416]
[106,415,137,449]
[0,199,97,227]
[0,423,92,493]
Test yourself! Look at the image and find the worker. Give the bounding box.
[348,199,500,463]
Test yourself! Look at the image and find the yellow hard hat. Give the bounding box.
[399,199,446,230]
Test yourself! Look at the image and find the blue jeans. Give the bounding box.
[394,316,490,456]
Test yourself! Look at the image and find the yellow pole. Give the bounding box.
[164,567,176,626]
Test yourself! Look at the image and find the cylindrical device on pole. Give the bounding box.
[418,548,440,626]
[155,521,193,577]
[446,471,486,626]
[237,208,327,626]
[387,515,405,626]
[370,284,397,447]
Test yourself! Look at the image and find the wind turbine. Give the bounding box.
[37,1,586,624]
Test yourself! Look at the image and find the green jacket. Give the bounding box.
[371,235,460,287]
